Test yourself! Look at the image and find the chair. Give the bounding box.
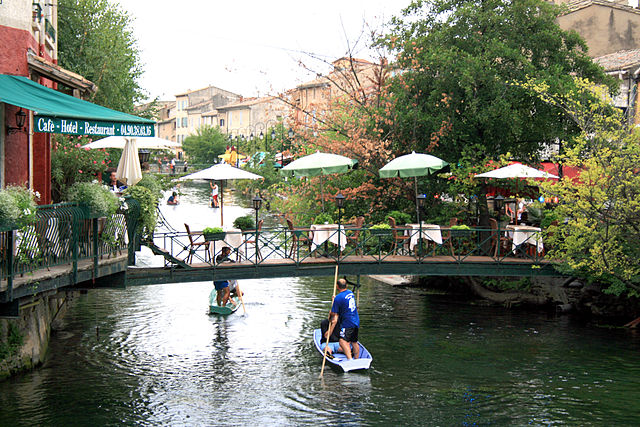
[184,223,210,263]
[489,218,511,258]
[388,216,410,255]
[439,217,458,257]
[240,219,263,261]
[286,218,311,257]
[346,216,364,255]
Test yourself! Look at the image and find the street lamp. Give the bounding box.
[252,195,262,262]
[7,108,27,134]
[335,193,345,258]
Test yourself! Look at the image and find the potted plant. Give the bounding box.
[67,182,119,218]
[313,212,334,224]
[203,226,226,241]
[368,223,391,236]
[233,215,255,231]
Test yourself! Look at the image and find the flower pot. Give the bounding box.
[204,232,226,241]
[369,229,390,236]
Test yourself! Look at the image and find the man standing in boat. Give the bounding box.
[327,279,360,360]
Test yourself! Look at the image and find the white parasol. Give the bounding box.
[115,138,142,186]
[180,163,263,225]
[475,163,559,179]
[82,136,180,149]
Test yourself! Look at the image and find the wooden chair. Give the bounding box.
[489,218,511,258]
[345,216,364,255]
[240,219,263,261]
[184,223,210,263]
[439,217,458,256]
[388,216,410,255]
[286,218,311,257]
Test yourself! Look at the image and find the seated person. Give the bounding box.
[108,171,127,193]
[167,191,179,205]
[214,247,236,307]
[320,318,341,356]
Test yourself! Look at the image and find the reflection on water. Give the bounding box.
[1,182,639,425]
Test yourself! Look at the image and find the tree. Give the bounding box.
[524,78,640,296]
[57,0,145,113]
[182,126,228,165]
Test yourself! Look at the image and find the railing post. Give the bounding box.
[6,230,14,302]
[93,217,98,280]
[72,214,79,284]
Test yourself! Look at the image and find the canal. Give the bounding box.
[1,182,639,425]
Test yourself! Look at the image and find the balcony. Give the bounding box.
[45,18,56,42]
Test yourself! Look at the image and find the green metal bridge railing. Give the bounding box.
[150,223,550,271]
[1,198,140,303]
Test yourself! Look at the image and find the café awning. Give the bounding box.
[0,74,154,137]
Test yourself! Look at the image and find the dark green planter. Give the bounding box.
[204,232,226,241]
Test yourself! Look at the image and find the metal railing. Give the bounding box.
[1,199,140,302]
[151,223,549,269]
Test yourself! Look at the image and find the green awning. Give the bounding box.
[0,74,154,137]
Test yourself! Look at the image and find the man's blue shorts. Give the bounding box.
[214,280,229,291]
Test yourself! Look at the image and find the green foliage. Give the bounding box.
[203,227,224,234]
[58,0,145,112]
[0,186,38,229]
[384,0,614,170]
[182,126,228,164]
[67,182,119,216]
[135,174,163,200]
[313,213,334,224]
[451,224,471,230]
[233,215,255,231]
[0,322,24,361]
[52,135,113,202]
[527,77,640,296]
[423,200,465,225]
[388,210,412,225]
[541,209,562,230]
[123,185,157,239]
[369,223,391,230]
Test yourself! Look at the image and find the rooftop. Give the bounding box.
[594,49,640,71]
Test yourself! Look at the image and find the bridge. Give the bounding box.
[0,203,563,315]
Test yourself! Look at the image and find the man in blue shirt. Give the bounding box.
[327,278,360,359]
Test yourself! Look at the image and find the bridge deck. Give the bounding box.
[126,255,559,286]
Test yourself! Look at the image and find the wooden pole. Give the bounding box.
[220,180,224,226]
[319,265,339,378]
[236,283,246,315]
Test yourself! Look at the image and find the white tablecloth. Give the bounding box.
[405,223,443,250]
[310,224,347,251]
[506,225,544,253]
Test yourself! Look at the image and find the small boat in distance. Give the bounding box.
[209,289,240,315]
[313,329,372,372]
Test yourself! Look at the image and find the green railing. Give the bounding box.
[1,199,140,302]
[151,223,549,269]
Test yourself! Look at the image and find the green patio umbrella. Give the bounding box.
[379,151,449,220]
[281,151,357,212]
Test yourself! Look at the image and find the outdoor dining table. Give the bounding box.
[310,224,347,252]
[405,223,443,251]
[505,224,544,254]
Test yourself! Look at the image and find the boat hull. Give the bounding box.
[209,297,240,315]
[313,329,372,372]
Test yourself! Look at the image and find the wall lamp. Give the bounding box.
[7,108,27,134]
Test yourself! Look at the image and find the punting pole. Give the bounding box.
[320,265,339,378]
[236,283,246,314]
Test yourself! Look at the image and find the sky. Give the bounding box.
[116,0,407,101]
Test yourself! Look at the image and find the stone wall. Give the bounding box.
[0,291,73,380]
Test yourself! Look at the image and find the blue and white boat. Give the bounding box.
[313,328,372,372]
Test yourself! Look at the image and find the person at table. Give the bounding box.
[326,278,360,360]
[167,191,179,205]
[108,171,126,193]
[517,198,528,224]
[210,181,220,208]
[213,247,236,307]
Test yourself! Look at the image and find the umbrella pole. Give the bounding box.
[220,180,224,226]
[414,176,419,223]
[321,175,325,213]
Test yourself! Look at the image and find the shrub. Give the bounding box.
[0,186,38,229]
[123,185,157,239]
[135,174,163,200]
[233,215,255,231]
[67,182,119,217]
[388,210,412,225]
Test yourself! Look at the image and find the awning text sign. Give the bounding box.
[35,116,155,137]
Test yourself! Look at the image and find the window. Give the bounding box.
[219,118,225,127]
[182,117,188,127]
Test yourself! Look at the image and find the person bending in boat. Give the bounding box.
[167,191,179,205]
[214,247,237,307]
[327,279,360,359]
[320,318,341,356]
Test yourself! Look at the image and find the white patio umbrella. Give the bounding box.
[179,163,263,225]
[474,163,559,179]
[280,151,357,212]
[82,136,180,149]
[379,151,449,220]
[115,138,143,186]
